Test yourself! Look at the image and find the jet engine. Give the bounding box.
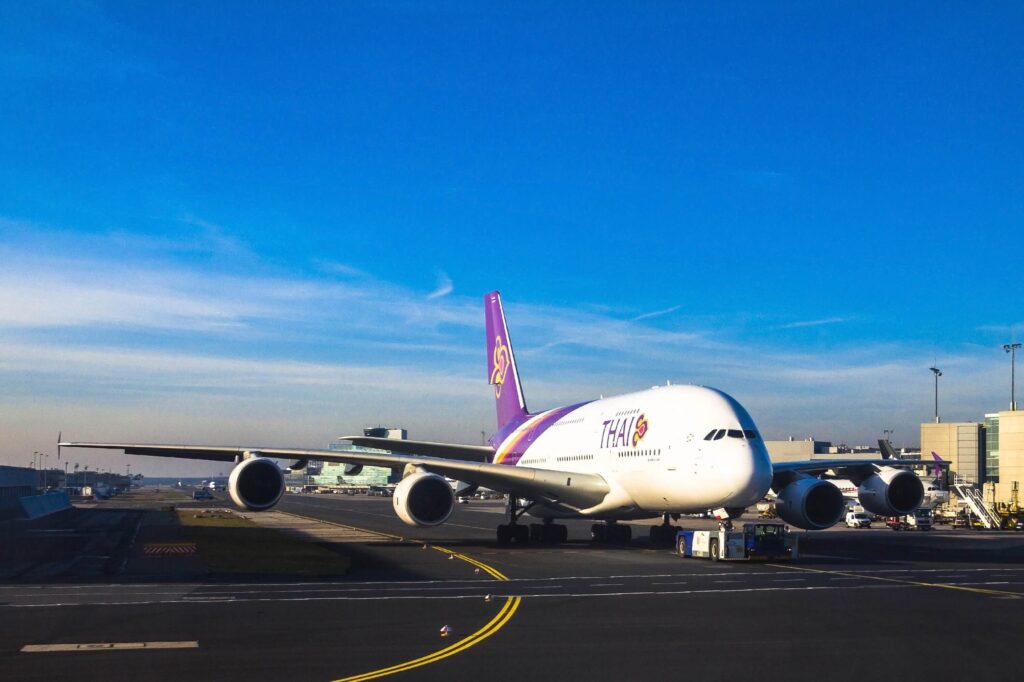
[857,467,924,516]
[774,477,846,530]
[393,472,455,527]
[228,457,285,511]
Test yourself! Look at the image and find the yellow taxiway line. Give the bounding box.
[769,562,1023,599]
[271,511,521,681]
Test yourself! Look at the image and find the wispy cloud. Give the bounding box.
[775,316,849,330]
[631,305,681,322]
[426,271,454,299]
[0,227,1014,469]
[313,259,368,278]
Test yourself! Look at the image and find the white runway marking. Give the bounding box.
[22,641,198,653]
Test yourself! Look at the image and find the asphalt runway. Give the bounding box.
[2,493,1023,682]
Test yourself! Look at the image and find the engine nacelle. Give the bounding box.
[774,477,846,530]
[392,472,455,527]
[857,467,924,516]
[228,457,285,511]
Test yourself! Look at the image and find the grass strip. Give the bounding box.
[177,509,350,576]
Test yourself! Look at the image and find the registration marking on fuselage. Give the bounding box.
[22,641,198,653]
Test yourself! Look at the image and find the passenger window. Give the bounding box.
[744,430,758,439]
[703,429,716,441]
[727,429,743,439]
[713,429,726,440]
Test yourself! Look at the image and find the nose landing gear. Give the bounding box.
[649,513,680,546]
[591,521,632,544]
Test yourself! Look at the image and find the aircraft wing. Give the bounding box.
[772,458,948,487]
[340,436,493,461]
[58,441,611,510]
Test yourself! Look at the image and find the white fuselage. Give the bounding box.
[495,385,774,520]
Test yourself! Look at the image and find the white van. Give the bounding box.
[845,511,872,528]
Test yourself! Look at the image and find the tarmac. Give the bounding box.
[1,491,1023,681]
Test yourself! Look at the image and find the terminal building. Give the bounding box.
[0,466,37,520]
[920,410,1024,505]
[286,427,405,489]
[763,438,886,463]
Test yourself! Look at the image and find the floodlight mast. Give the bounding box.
[1005,343,1022,411]
[929,367,942,423]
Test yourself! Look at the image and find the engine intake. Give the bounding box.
[857,467,924,516]
[393,472,455,527]
[228,457,285,511]
[775,477,845,530]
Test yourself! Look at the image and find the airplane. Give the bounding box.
[826,444,949,511]
[60,291,926,545]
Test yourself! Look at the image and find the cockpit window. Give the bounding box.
[712,429,726,440]
[727,429,744,439]
[744,429,758,440]
[703,429,717,441]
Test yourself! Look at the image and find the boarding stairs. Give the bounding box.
[952,476,1002,529]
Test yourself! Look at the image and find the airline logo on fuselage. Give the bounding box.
[600,413,648,449]
[490,335,510,397]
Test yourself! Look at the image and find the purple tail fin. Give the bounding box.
[931,452,943,479]
[484,291,529,431]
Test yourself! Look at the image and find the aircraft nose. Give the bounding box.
[728,442,773,506]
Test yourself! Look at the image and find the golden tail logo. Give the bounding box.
[490,335,510,397]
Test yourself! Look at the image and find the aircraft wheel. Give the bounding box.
[556,524,568,543]
[530,524,545,542]
[497,524,512,545]
[591,523,607,542]
[513,524,529,544]
[607,524,631,544]
[650,525,675,546]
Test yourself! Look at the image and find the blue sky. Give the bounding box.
[1,2,1022,474]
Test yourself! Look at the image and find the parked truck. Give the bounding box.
[676,522,796,561]
[886,508,933,531]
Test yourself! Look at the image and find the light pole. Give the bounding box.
[1004,343,1021,411]
[929,367,942,423]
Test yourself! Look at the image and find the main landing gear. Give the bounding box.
[649,513,680,546]
[496,496,568,545]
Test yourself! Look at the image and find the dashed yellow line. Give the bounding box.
[769,563,1023,599]
[271,510,522,681]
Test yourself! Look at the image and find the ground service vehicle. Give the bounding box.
[906,508,933,530]
[845,511,872,528]
[888,508,932,530]
[676,523,795,561]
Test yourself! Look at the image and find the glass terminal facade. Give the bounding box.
[985,414,999,483]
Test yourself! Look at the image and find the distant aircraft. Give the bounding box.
[829,444,949,510]
[61,291,925,544]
